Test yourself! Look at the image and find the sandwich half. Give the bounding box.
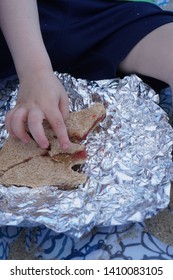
[0,103,106,188]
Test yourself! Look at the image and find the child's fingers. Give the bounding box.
[9,107,31,143]
[27,108,49,149]
[46,108,71,151]
[59,93,69,121]
[5,109,16,136]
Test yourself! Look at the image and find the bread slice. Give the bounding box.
[0,136,47,174]
[49,139,86,159]
[66,102,106,142]
[0,155,87,189]
[0,103,106,188]
[43,102,106,143]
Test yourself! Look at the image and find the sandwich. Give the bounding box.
[0,102,106,189]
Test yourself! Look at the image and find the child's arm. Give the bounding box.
[0,0,70,150]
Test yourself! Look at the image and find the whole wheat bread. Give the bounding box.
[0,103,106,188]
[1,155,87,188]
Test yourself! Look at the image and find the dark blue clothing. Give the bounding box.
[1,1,173,89]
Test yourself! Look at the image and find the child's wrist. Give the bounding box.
[18,62,54,82]
[15,48,53,80]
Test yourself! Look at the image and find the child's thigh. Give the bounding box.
[119,22,173,85]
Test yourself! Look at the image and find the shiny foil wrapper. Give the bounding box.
[0,73,173,237]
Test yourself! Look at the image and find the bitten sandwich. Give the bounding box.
[0,103,106,189]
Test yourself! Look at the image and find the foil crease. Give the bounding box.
[0,73,173,237]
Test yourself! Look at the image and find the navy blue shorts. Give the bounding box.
[1,1,173,89]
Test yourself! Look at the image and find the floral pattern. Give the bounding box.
[1,223,173,260]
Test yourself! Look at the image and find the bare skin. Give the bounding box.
[119,23,173,101]
[0,0,71,150]
[1,1,173,150]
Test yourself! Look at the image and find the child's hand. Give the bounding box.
[5,70,71,150]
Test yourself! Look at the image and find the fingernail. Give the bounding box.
[41,142,49,149]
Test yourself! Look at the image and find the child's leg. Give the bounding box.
[119,23,173,97]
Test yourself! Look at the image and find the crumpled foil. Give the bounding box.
[0,73,173,237]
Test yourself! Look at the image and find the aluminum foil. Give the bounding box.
[0,73,173,237]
